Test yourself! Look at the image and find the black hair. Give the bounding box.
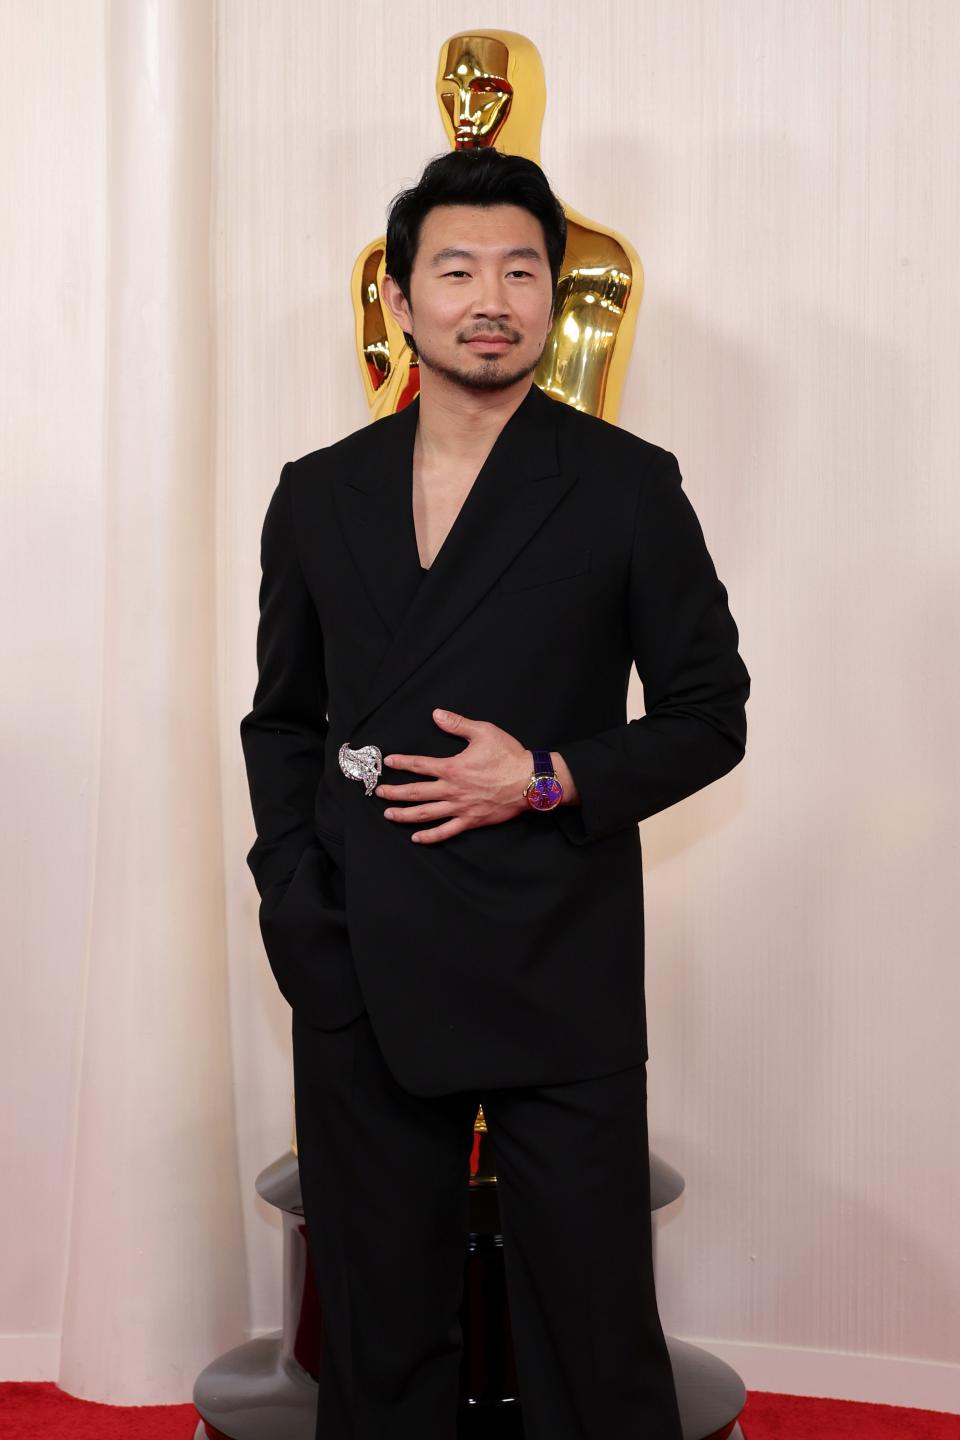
[384,149,567,307]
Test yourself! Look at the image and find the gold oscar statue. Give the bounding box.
[350,29,644,424]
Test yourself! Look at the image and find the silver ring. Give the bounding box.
[338,741,382,796]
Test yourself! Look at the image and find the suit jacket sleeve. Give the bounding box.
[555,450,750,845]
[239,461,329,899]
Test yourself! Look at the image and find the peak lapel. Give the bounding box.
[332,395,423,645]
[332,382,577,738]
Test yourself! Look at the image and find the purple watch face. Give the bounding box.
[527,775,564,811]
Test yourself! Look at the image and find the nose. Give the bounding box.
[471,281,511,323]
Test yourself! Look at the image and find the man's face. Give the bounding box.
[385,203,556,393]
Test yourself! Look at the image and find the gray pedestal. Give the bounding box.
[192,1149,748,1439]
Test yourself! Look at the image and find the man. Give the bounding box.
[240,148,750,1440]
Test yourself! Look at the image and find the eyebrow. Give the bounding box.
[427,246,544,267]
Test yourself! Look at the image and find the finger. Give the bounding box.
[376,780,450,800]
[411,817,468,844]
[384,803,458,824]
[431,709,486,738]
[383,753,447,776]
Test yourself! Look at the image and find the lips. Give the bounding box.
[466,336,513,347]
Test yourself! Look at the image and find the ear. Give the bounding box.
[381,273,412,333]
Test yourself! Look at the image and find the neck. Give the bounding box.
[414,373,533,467]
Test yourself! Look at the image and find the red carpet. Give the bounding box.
[1,1381,957,1438]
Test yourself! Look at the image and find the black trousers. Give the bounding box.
[292,1002,683,1440]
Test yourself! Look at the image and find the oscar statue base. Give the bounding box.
[192,1147,749,1439]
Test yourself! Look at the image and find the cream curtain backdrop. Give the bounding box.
[2,0,958,1413]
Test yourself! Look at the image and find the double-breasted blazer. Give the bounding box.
[240,380,750,1097]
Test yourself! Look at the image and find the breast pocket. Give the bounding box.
[498,547,592,594]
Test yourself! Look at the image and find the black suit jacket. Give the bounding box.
[240,381,750,1096]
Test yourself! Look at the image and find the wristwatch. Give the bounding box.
[523,748,564,811]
